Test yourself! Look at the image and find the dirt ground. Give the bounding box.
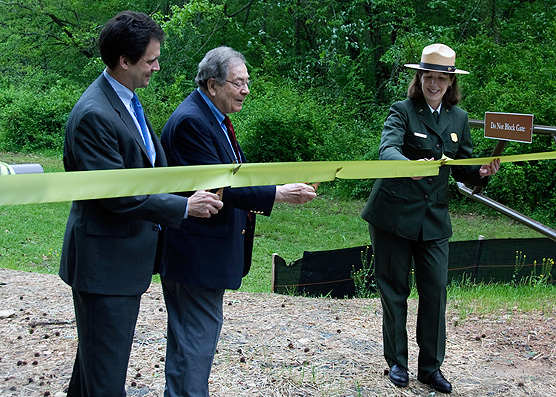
[1,268,555,397]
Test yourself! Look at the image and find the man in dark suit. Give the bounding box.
[60,11,223,396]
[160,46,316,396]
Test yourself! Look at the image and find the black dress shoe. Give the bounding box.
[388,364,409,387]
[419,369,452,393]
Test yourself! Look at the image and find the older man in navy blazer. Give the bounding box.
[60,12,222,396]
[160,46,316,396]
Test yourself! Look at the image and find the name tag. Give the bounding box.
[413,132,428,139]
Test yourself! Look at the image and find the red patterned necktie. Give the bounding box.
[224,115,252,220]
[223,115,241,162]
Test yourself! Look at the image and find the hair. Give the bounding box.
[98,11,165,70]
[407,70,461,106]
[195,46,246,89]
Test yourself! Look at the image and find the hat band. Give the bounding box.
[420,62,456,73]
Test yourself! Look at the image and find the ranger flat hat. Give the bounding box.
[404,43,469,74]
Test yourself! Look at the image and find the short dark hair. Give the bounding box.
[98,11,164,70]
[195,46,246,89]
[407,70,461,107]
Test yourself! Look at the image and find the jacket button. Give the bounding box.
[427,178,433,184]
[241,229,246,235]
[152,225,160,231]
[435,144,441,150]
[424,194,429,201]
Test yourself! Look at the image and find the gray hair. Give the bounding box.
[195,46,246,89]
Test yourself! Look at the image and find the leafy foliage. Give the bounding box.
[237,79,342,162]
[0,76,82,151]
[1,0,556,215]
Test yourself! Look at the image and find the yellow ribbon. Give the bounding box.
[1,151,555,206]
[0,161,15,176]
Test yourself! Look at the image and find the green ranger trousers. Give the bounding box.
[369,225,449,379]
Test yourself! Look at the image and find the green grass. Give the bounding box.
[1,151,552,305]
[1,201,70,274]
[243,198,371,292]
[0,150,64,173]
[1,151,68,274]
[448,282,556,320]
[243,197,546,293]
[450,211,544,240]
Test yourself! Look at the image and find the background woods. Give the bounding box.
[1,0,556,224]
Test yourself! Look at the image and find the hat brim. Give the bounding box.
[404,63,469,74]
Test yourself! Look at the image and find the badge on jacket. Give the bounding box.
[450,133,458,142]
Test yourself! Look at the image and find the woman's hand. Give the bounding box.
[411,158,434,180]
[479,158,501,177]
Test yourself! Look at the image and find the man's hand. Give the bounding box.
[411,157,434,180]
[187,190,223,218]
[275,183,317,204]
[479,158,501,177]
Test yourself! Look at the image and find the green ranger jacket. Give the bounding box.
[361,98,487,241]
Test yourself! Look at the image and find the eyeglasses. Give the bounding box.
[225,79,251,90]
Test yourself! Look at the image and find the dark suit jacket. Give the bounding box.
[362,98,487,241]
[60,74,188,296]
[160,89,276,290]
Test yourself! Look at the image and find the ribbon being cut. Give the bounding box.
[1,151,556,206]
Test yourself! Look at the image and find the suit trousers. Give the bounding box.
[67,289,142,397]
[161,278,225,397]
[369,225,449,379]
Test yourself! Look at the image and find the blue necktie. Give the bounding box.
[131,93,156,166]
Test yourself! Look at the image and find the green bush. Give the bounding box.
[230,78,386,199]
[235,80,337,162]
[466,127,556,219]
[235,79,384,162]
[461,35,556,126]
[0,80,81,151]
[486,160,556,215]
[140,74,197,136]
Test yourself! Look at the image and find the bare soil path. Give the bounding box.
[1,268,555,396]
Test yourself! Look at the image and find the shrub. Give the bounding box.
[140,74,197,136]
[0,81,81,151]
[235,80,340,163]
[231,78,386,199]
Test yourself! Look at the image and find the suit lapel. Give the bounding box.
[415,101,437,135]
[98,75,154,164]
[437,107,451,134]
[144,116,168,167]
[415,99,451,138]
[191,90,238,163]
